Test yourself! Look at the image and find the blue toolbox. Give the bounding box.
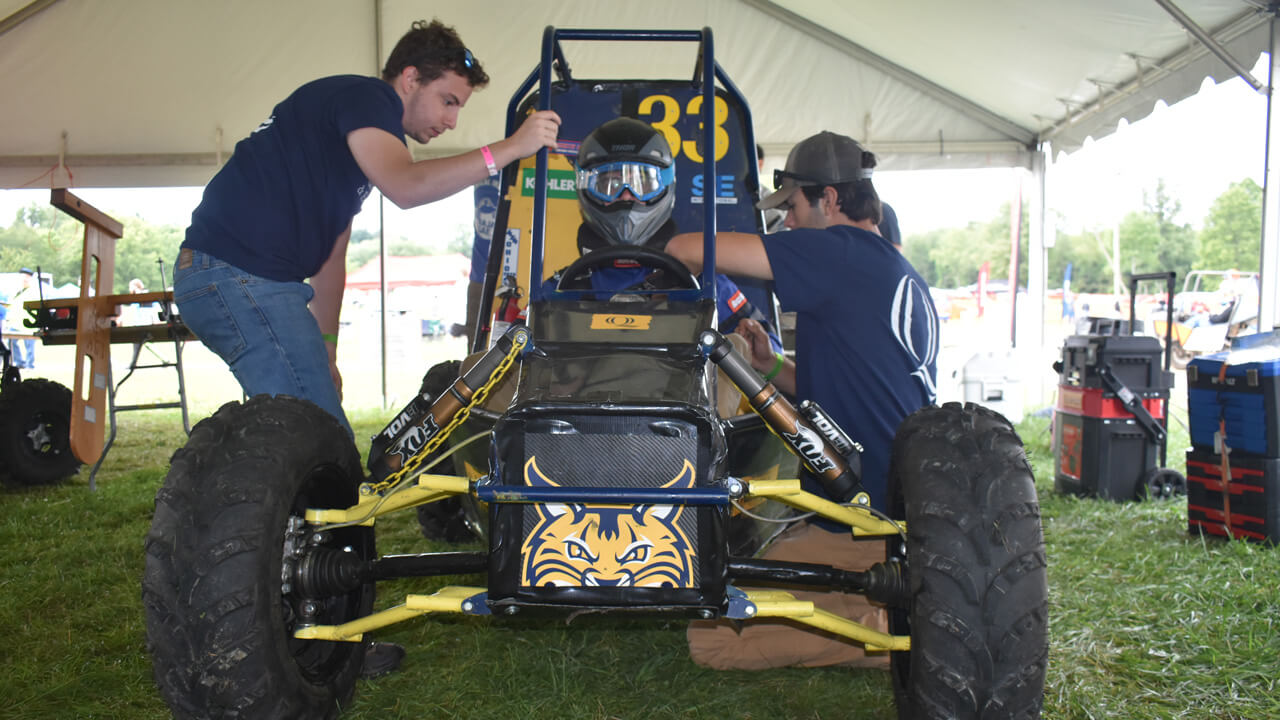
[1187,346,1280,458]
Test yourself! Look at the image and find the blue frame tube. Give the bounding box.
[699,27,717,295]
[477,484,730,506]
[527,26,557,295]
[519,27,722,305]
[715,62,764,228]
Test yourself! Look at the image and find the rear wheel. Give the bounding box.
[0,378,80,485]
[143,395,373,720]
[887,402,1048,719]
[1143,467,1186,500]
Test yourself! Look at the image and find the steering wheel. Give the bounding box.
[555,245,700,292]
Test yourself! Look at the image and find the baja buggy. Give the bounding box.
[143,27,1048,719]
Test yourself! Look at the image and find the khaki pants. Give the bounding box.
[687,522,890,670]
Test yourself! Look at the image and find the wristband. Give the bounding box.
[480,145,499,177]
[763,352,786,382]
[321,333,338,345]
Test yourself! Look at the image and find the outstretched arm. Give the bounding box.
[666,231,773,280]
[348,110,561,209]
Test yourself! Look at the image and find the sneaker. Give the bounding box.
[360,641,405,678]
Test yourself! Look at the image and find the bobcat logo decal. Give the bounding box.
[520,457,697,588]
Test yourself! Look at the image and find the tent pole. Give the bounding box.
[375,0,390,409]
[0,0,60,39]
[1008,177,1022,347]
[1153,0,1264,91]
[1261,17,1280,333]
[1028,149,1049,407]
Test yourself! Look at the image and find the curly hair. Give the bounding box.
[382,19,489,88]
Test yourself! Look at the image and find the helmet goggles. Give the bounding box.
[576,160,675,204]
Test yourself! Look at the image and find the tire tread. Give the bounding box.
[889,402,1048,719]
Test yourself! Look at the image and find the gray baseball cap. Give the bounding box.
[757,131,874,210]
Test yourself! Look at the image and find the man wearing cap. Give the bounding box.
[668,131,939,670]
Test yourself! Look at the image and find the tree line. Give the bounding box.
[0,176,1262,298]
[901,178,1263,293]
[0,205,471,295]
[0,203,186,294]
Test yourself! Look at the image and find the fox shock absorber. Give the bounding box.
[367,325,529,485]
[699,330,866,504]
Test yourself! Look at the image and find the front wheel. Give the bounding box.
[887,402,1048,719]
[143,395,374,719]
[0,378,80,485]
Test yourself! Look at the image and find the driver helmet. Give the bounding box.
[575,117,675,248]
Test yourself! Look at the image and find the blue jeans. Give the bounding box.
[10,337,35,368]
[173,248,352,437]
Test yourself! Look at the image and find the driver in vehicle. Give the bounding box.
[544,116,782,352]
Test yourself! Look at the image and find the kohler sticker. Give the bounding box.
[782,421,834,473]
[390,415,440,459]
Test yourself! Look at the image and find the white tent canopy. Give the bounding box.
[1,0,1270,185]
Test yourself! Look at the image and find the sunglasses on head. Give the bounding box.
[417,46,474,70]
[773,168,822,190]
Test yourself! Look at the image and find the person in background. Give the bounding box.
[756,143,786,234]
[668,130,939,671]
[0,282,8,365]
[459,176,501,351]
[3,268,38,369]
[878,201,902,251]
[173,19,560,439]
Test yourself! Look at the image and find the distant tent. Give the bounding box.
[345,254,469,292]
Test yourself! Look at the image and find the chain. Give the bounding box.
[368,330,528,496]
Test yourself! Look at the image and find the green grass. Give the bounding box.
[2,406,1278,719]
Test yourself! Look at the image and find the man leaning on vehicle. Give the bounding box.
[667,130,940,669]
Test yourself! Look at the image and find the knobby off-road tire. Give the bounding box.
[887,402,1048,720]
[0,378,80,485]
[413,360,479,543]
[143,395,374,720]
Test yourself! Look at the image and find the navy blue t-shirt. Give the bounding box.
[184,75,405,282]
[763,224,939,510]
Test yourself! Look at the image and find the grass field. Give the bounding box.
[2,354,1279,718]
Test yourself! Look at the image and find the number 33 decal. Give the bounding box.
[638,94,730,163]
